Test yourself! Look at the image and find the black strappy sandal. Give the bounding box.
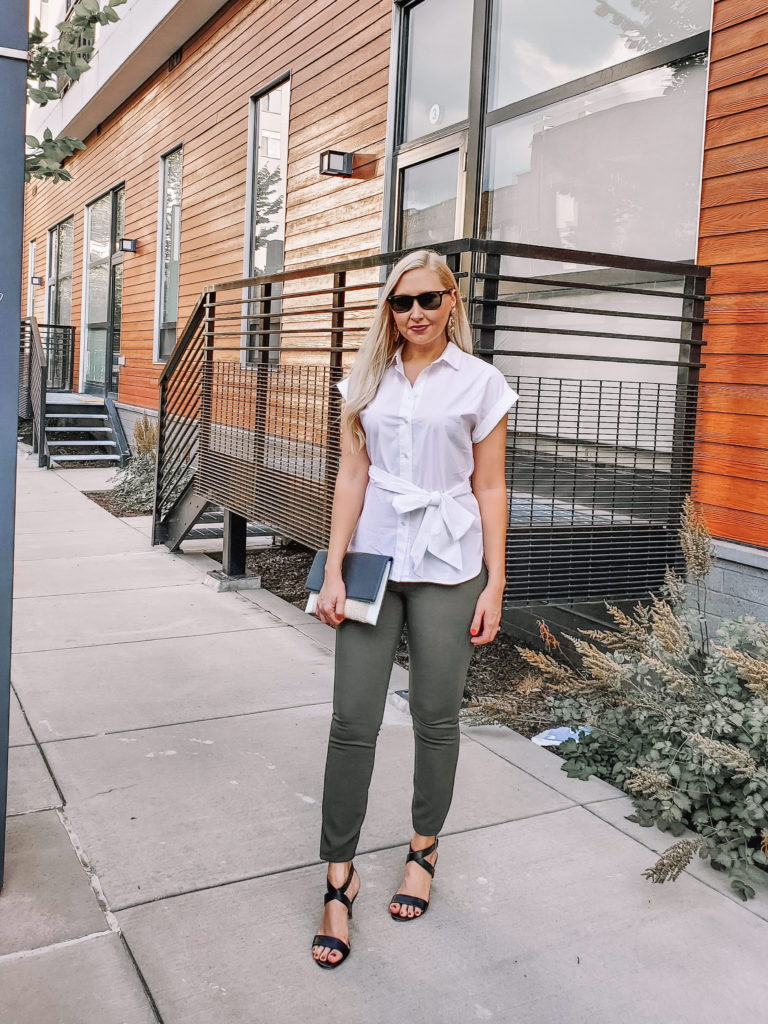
[389,836,439,921]
[311,862,359,969]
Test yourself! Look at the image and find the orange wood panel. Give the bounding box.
[695,3,768,548]
[706,73,768,120]
[703,137,768,178]
[705,262,768,293]
[709,43,768,90]
[713,0,768,33]
[705,105,768,148]
[22,0,392,414]
[711,12,768,59]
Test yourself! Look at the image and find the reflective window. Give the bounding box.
[488,0,713,111]
[250,81,289,276]
[402,0,474,142]
[399,150,460,248]
[46,216,74,325]
[27,240,36,317]
[247,78,290,363]
[158,147,183,360]
[481,54,708,261]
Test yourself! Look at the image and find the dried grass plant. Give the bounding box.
[459,496,768,901]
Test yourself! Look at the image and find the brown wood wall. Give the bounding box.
[694,0,768,549]
[22,0,392,413]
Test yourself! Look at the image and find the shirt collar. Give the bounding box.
[390,340,462,376]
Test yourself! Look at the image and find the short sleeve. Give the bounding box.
[335,377,349,400]
[471,369,519,443]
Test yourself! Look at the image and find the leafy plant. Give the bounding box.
[108,414,157,514]
[460,497,768,901]
[26,0,126,182]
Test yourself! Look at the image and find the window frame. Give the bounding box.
[387,0,712,253]
[45,214,75,326]
[81,182,125,394]
[154,144,184,364]
[27,239,37,318]
[243,73,291,367]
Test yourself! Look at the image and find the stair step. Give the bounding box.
[46,427,113,434]
[49,454,121,464]
[47,440,117,448]
[46,413,109,421]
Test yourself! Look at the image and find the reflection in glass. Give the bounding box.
[251,81,289,276]
[248,79,289,363]
[488,0,713,111]
[48,217,74,325]
[481,55,708,261]
[159,148,183,359]
[403,0,473,141]
[111,264,123,392]
[85,194,114,389]
[400,151,460,248]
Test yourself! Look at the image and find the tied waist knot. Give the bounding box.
[367,464,475,573]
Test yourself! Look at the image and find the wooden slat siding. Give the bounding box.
[693,0,768,548]
[713,0,768,31]
[712,11,768,57]
[21,0,392,413]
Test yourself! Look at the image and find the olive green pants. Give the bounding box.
[319,562,489,862]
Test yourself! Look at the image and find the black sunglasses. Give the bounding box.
[386,289,453,314]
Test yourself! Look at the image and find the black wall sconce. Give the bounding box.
[319,150,354,177]
[118,238,138,253]
[30,276,43,286]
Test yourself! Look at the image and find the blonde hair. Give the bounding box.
[339,249,473,452]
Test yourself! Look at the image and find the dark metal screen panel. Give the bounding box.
[153,238,709,608]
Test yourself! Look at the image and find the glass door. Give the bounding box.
[84,186,124,395]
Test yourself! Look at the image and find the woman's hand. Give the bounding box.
[314,575,346,628]
[468,584,504,645]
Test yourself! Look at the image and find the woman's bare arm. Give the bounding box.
[324,417,371,582]
[470,414,509,597]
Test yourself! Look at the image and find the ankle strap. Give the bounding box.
[324,862,355,909]
[407,837,438,875]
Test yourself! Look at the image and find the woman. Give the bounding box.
[310,248,518,968]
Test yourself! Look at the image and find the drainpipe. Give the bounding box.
[0,0,27,891]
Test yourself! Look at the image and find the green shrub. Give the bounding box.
[460,498,768,901]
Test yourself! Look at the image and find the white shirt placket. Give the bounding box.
[394,371,419,579]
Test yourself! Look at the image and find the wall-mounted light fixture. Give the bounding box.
[30,276,43,286]
[319,150,354,177]
[118,238,138,253]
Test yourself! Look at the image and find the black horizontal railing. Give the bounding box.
[25,319,48,469]
[153,237,710,606]
[19,320,75,399]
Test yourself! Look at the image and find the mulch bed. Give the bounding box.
[84,489,150,518]
[208,539,559,739]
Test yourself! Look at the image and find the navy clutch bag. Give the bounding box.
[305,550,393,625]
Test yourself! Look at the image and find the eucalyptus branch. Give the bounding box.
[25,0,126,182]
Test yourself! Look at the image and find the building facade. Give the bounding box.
[21,0,768,619]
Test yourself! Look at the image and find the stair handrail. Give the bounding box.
[152,292,209,545]
[27,317,48,468]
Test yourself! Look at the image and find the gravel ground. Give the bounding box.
[208,540,558,738]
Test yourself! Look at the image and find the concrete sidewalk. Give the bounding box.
[3,446,768,1024]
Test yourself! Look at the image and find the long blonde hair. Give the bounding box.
[339,249,473,452]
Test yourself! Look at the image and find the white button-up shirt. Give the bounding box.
[335,340,519,583]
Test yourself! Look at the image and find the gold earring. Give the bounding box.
[447,310,457,341]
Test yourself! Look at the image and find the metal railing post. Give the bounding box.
[222,510,247,577]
